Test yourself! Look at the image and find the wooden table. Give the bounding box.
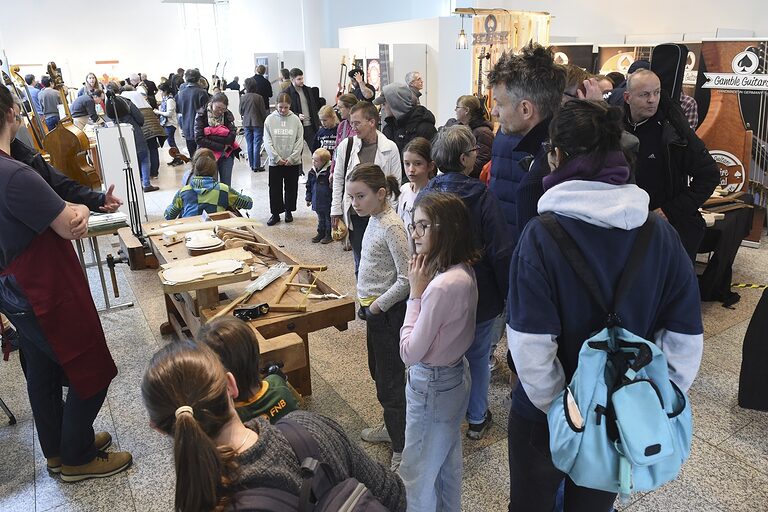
[143,214,355,396]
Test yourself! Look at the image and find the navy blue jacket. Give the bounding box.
[176,83,210,139]
[421,172,512,323]
[488,119,549,246]
[305,164,332,212]
[508,213,702,421]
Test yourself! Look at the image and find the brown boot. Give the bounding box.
[47,431,114,474]
[60,450,132,482]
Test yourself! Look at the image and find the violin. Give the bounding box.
[43,61,102,190]
[2,65,46,152]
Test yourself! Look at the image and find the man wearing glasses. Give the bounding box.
[405,71,423,105]
[624,69,718,261]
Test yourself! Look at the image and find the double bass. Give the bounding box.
[42,61,102,189]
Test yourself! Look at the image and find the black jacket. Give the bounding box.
[176,83,210,139]
[382,106,437,154]
[194,107,238,158]
[625,95,718,225]
[10,138,104,212]
[468,118,494,178]
[286,84,321,132]
[252,74,273,105]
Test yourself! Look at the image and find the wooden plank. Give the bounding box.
[144,217,262,237]
[160,247,253,270]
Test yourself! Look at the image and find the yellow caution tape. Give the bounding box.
[731,283,768,289]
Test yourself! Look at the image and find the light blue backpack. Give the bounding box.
[540,215,693,503]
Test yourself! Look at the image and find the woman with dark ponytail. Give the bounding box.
[506,99,703,509]
[142,340,406,512]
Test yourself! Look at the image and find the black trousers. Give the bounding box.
[147,137,160,177]
[364,300,407,453]
[349,212,370,276]
[302,124,316,151]
[507,409,616,512]
[0,302,106,466]
[185,138,198,158]
[268,164,301,214]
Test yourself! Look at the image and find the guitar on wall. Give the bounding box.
[476,46,491,113]
[336,56,347,100]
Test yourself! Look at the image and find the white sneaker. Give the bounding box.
[361,424,391,444]
[390,451,402,472]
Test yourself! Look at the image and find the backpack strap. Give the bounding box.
[341,136,354,180]
[275,418,335,512]
[539,213,657,327]
[539,214,610,319]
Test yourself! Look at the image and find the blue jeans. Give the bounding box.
[44,115,60,131]
[465,317,494,424]
[164,126,178,149]
[244,126,263,169]
[137,147,151,187]
[316,209,331,237]
[400,359,470,512]
[218,156,235,186]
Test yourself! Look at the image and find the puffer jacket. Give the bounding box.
[488,119,549,245]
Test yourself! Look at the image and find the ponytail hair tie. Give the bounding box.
[175,405,194,419]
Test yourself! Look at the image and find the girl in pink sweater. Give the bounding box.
[398,191,479,511]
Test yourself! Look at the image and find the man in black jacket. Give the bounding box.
[251,65,273,107]
[286,68,320,150]
[624,69,719,260]
[373,82,436,171]
[175,68,210,157]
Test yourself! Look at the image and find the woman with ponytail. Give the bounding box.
[142,341,406,512]
[506,100,703,509]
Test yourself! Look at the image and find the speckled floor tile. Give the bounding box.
[687,357,753,444]
[127,446,175,512]
[461,439,509,511]
[0,419,35,512]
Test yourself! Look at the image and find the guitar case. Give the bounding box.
[738,288,768,411]
[650,43,688,103]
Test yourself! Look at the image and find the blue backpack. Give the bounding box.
[540,215,693,503]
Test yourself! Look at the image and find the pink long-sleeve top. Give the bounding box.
[399,263,478,367]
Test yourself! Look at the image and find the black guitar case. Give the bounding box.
[651,43,688,103]
[738,288,768,411]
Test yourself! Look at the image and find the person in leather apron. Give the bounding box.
[0,86,132,482]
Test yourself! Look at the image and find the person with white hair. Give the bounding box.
[405,71,423,105]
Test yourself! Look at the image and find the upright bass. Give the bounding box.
[42,61,102,189]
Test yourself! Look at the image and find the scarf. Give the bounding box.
[207,104,226,128]
[542,150,631,191]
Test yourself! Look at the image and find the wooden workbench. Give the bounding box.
[142,214,355,396]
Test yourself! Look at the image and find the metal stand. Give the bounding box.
[75,232,134,313]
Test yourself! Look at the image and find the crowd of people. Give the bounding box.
[0,41,718,511]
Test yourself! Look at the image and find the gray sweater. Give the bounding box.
[235,411,406,511]
[263,111,304,166]
[357,207,410,311]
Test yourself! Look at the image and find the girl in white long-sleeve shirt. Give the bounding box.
[398,191,479,512]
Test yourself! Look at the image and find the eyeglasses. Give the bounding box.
[463,145,480,155]
[563,91,579,100]
[407,221,439,237]
[455,105,468,111]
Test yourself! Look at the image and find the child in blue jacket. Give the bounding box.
[305,148,333,243]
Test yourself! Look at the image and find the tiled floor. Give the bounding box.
[1,146,767,511]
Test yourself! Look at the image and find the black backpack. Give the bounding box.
[227,418,389,512]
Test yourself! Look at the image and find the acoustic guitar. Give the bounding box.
[42,61,102,190]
